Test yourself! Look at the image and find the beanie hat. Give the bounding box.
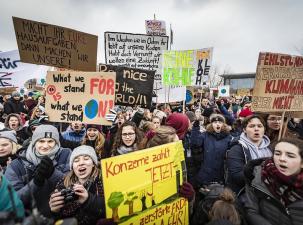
[0,131,17,143]
[11,91,20,98]
[86,124,102,133]
[69,145,98,169]
[239,108,253,118]
[31,125,60,147]
[166,113,189,140]
[210,114,226,123]
[185,111,196,123]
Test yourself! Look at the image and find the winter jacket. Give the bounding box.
[61,126,86,144]
[244,165,303,225]
[4,148,71,217]
[4,98,27,115]
[54,175,106,225]
[190,126,232,187]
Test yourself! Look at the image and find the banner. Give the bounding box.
[45,71,116,125]
[13,17,98,71]
[252,52,303,112]
[104,32,170,103]
[99,64,155,108]
[186,86,203,104]
[0,50,49,88]
[101,141,188,224]
[218,85,230,97]
[162,48,213,87]
[145,20,166,36]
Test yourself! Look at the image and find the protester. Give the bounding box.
[0,131,18,173]
[82,124,107,160]
[264,114,281,144]
[0,171,25,220]
[3,113,28,144]
[29,105,46,121]
[24,92,37,113]
[166,112,189,140]
[49,145,106,225]
[191,113,232,188]
[226,115,272,194]
[244,138,303,225]
[61,122,86,147]
[3,91,27,115]
[151,116,161,129]
[287,118,303,140]
[5,125,71,217]
[111,121,143,156]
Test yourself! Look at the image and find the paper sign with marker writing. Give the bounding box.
[45,71,116,125]
[13,17,98,71]
[101,141,188,224]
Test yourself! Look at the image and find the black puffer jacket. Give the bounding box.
[244,165,303,225]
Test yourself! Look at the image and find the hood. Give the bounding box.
[4,113,23,131]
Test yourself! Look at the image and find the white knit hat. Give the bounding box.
[69,145,98,169]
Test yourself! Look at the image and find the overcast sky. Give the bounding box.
[1,0,302,74]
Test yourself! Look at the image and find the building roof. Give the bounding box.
[220,72,256,79]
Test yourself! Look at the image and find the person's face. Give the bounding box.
[87,128,98,140]
[152,118,161,129]
[212,121,223,133]
[35,138,56,155]
[244,118,265,144]
[0,138,13,157]
[8,116,19,130]
[35,108,43,117]
[117,115,125,127]
[121,126,136,147]
[195,109,201,118]
[71,122,83,132]
[38,96,45,103]
[73,155,94,181]
[13,96,20,101]
[235,98,241,104]
[202,99,209,107]
[267,115,281,130]
[274,142,303,176]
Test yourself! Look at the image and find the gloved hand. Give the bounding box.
[34,156,54,186]
[244,158,267,184]
[96,218,118,225]
[179,182,195,201]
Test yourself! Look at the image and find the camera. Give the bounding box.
[61,187,78,203]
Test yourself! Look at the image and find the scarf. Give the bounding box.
[239,132,272,160]
[117,144,137,155]
[262,158,303,206]
[25,143,60,166]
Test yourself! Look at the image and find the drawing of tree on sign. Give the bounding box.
[123,192,138,215]
[0,73,12,87]
[107,192,124,222]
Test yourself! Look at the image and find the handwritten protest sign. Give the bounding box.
[45,71,116,125]
[101,141,188,224]
[145,20,166,36]
[252,52,303,112]
[162,48,213,87]
[13,17,98,71]
[99,64,155,108]
[104,32,169,103]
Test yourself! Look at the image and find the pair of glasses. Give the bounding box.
[122,133,135,138]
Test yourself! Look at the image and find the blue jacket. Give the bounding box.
[4,148,71,217]
[62,126,86,144]
[190,126,232,187]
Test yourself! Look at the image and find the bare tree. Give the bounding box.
[209,65,230,88]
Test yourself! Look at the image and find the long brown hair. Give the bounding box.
[209,188,241,225]
[82,131,105,158]
[111,121,143,156]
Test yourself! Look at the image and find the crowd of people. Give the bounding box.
[0,90,303,225]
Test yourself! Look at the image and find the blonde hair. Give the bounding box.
[82,132,105,158]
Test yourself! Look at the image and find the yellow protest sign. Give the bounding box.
[13,17,98,71]
[101,141,188,224]
[45,71,116,125]
[252,52,303,112]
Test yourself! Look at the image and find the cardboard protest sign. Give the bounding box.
[218,85,230,97]
[145,20,166,36]
[13,17,98,71]
[99,64,155,108]
[252,52,303,112]
[237,88,251,96]
[0,50,49,88]
[162,48,213,87]
[45,71,116,125]
[101,141,188,224]
[104,32,170,103]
